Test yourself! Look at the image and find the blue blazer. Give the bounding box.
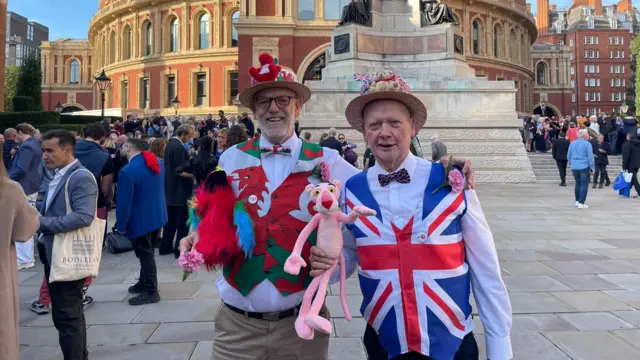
[8,137,43,195]
[116,154,168,239]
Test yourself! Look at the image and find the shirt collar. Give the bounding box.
[370,153,417,178]
[55,159,78,177]
[259,134,301,154]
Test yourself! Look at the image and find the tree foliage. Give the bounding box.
[3,65,21,112]
[16,53,43,111]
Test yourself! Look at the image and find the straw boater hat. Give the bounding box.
[345,70,427,133]
[239,53,311,108]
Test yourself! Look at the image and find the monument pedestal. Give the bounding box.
[303,1,534,183]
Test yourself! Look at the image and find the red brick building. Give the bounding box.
[533,0,635,117]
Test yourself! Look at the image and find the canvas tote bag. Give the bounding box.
[49,169,105,283]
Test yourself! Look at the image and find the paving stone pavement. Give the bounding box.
[17,184,640,359]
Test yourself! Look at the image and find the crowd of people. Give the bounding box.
[520,112,640,207]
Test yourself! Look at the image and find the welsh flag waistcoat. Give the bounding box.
[222,137,326,296]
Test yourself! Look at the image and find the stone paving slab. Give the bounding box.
[17,184,640,359]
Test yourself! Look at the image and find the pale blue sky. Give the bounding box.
[6,0,640,41]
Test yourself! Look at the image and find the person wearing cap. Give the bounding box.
[310,71,512,360]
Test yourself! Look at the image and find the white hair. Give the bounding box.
[589,115,597,122]
[431,134,439,141]
[576,129,587,138]
[328,128,337,137]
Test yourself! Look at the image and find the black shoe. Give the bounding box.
[606,182,611,187]
[174,249,180,259]
[592,185,597,189]
[560,183,566,187]
[129,292,160,306]
[128,283,144,294]
[598,184,604,189]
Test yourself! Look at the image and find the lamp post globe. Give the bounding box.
[94,70,111,121]
[621,102,629,116]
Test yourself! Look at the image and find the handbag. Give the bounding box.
[49,169,105,283]
[105,229,133,254]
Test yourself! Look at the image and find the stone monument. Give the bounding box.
[302,0,535,183]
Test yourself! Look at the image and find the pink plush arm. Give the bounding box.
[337,211,359,225]
[291,213,321,256]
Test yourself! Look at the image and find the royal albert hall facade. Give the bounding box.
[41,0,537,116]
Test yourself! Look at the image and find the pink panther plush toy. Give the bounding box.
[284,181,377,340]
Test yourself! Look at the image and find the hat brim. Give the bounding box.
[345,91,427,133]
[239,81,311,109]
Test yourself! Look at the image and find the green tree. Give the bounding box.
[16,53,43,111]
[3,65,20,112]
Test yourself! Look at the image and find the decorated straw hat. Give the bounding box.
[345,71,427,133]
[239,52,311,108]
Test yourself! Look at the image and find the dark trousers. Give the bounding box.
[363,325,479,360]
[594,164,610,186]
[630,168,640,196]
[161,205,188,253]
[44,263,88,360]
[572,168,590,204]
[556,159,567,184]
[132,231,159,294]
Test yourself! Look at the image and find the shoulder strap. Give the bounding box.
[64,168,98,215]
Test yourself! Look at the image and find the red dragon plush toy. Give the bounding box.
[249,53,281,83]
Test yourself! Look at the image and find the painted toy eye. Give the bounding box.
[328,187,335,193]
[314,189,321,196]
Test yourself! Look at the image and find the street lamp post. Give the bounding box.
[94,70,112,121]
[171,96,181,116]
[621,102,629,116]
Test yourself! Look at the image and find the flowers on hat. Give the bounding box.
[353,71,412,95]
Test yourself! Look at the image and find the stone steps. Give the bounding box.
[528,153,623,184]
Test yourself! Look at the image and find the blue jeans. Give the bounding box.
[572,168,590,204]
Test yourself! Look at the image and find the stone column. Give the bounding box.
[215,1,222,48]
[182,4,189,51]
[550,55,557,85]
[133,15,139,58]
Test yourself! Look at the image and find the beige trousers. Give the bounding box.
[212,304,330,360]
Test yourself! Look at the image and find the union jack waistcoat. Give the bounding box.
[344,163,473,360]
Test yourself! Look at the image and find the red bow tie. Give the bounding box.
[260,145,292,156]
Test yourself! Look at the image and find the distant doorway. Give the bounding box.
[533,104,560,118]
[61,106,84,113]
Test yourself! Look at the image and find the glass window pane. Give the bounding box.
[232,11,240,47]
[199,14,210,50]
[229,71,238,103]
[324,0,350,20]
[170,19,179,52]
[145,23,153,55]
[197,74,207,106]
[167,76,176,107]
[298,0,315,20]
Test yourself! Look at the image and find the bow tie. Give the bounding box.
[260,145,292,156]
[378,168,411,187]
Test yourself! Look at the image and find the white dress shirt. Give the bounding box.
[216,134,360,312]
[45,159,79,212]
[341,154,513,360]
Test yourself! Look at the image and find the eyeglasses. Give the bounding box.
[255,96,297,110]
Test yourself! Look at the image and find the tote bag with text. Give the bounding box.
[49,169,105,283]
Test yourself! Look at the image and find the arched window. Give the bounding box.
[298,0,315,20]
[109,31,117,64]
[536,62,547,85]
[303,53,326,83]
[231,11,240,47]
[324,0,350,20]
[199,13,210,49]
[144,21,153,56]
[69,60,80,84]
[123,26,131,60]
[472,20,480,55]
[493,25,500,57]
[170,18,179,52]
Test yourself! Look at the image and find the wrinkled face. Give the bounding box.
[252,87,300,144]
[598,135,604,143]
[42,138,73,169]
[306,181,342,213]
[362,100,416,171]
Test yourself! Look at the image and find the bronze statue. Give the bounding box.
[338,0,371,27]
[421,0,457,26]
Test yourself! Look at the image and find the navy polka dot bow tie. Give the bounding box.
[378,168,411,187]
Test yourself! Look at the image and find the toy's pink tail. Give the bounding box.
[340,254,352,321]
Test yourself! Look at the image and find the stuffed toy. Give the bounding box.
[249,53,282,83]
[284,181,376,340]
[190,167,255,270]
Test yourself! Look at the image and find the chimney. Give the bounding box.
[550,4,557,11]
[537,0,550,35]
[589,0,603,15]
[527,3,532,13]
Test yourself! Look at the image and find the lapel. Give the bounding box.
[46,161,81,212]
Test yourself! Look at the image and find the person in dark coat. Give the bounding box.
[622,133,640,197]
[319,128,343,156]
[239,112,256,137]
[592,134,610,188]
[552,132,570,186]
[161,125,193,257]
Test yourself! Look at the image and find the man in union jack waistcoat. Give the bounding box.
[311,72,513,360]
